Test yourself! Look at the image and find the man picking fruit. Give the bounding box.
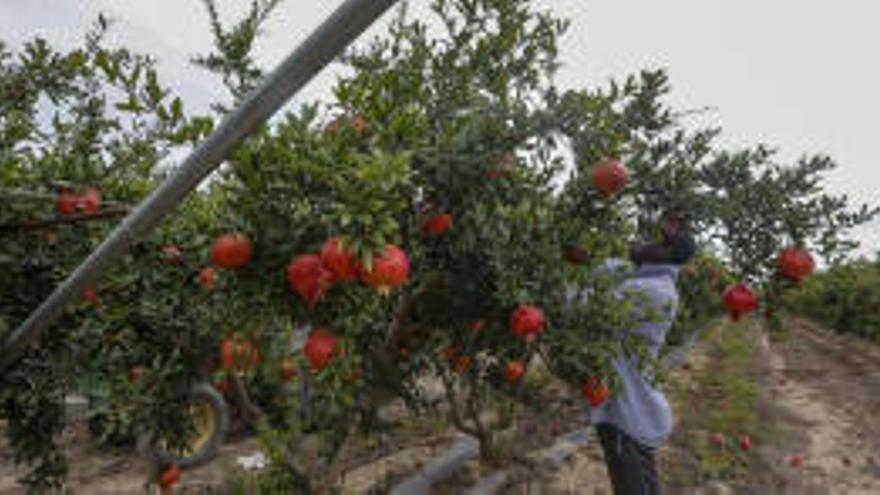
[580,215,695,495]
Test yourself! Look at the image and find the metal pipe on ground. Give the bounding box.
[0,0,400,372]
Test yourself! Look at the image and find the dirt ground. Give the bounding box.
[2,317,880,494]
[754,318,880,494]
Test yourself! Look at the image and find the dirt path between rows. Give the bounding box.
[753,318,880,494]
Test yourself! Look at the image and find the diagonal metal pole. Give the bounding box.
[1,0,399,372]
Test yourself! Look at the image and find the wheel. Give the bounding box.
[141,382,230,469]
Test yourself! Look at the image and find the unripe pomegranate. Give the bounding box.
[504,361,526,384]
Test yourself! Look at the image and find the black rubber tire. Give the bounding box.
[144,382,230,469]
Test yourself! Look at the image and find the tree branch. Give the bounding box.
[0,206,129,232]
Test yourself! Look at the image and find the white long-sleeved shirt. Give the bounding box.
[580,259,681,448]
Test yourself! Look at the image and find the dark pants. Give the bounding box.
[596,423,661,495]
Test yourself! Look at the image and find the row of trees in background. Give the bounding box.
[1,0,876,491]
[787,255,880,341]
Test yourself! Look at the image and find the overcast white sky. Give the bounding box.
[1,0,877,258]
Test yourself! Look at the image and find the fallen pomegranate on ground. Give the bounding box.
[158,464,181,489]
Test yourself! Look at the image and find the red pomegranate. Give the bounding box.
[160,245,183,264]
[280,357,297,382]
[485,152,514,178]
[216,379,232,396]
[510,304,546,342]
[159,464,181,488]
[591,159,629,196]
[582,376,610,407]
[320,237,357,282]
[79,187,101,214]
[442,345,456,362]
[82,287,99,306]
[564,244,589,265]
[421,213,453,237]
[504,361,526,384]
[455,355,473,373]
[777,247,814,284]
[358,244,410,296]
[286,254,334,306]
[210,233,253,269]
[220,337,261,371]
[740,435,752,452]
[350,115,369,135]
[722,283,759,321]
[127,367,144,385]
[469,320,487,334]
[198,266,216,289]
[303,329,339,371]
[56,189,78,216]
